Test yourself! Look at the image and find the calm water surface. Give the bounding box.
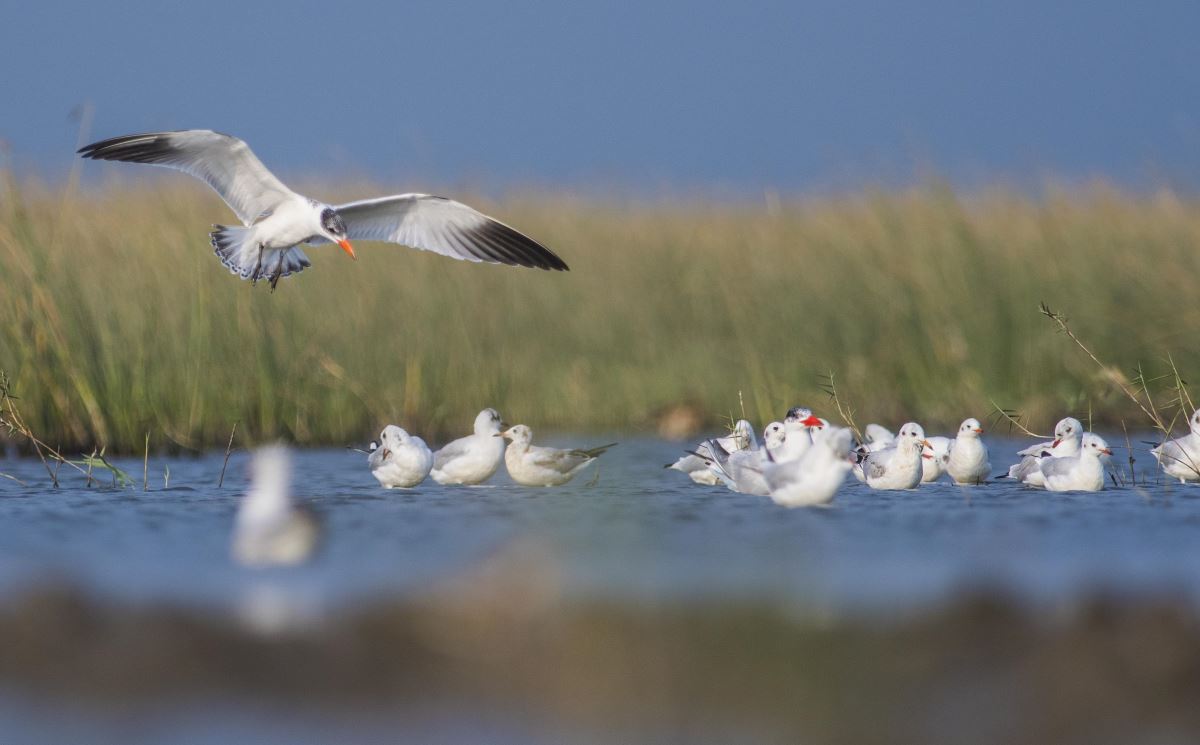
[1,433,1197,617]
[3,432,1200,745]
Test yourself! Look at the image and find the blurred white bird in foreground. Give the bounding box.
[1039,433,1112,492]
[859,422,928,490]
[1007,417,1083,487]
[369,425,434,488]
[946,418,990,485]
[431,408,508,485]
[1151,408,1200,484]
[764,426,855,507]
[232,446,321,568]
[921,436,951,483]
[501,424,616,486]
[666,419,756,485]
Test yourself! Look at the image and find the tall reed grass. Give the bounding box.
[1,172,1198,452]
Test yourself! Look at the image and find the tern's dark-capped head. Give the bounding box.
[319,207,356,260]
[321,208,347,237]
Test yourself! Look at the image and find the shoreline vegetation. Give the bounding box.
[2,175,1199,454]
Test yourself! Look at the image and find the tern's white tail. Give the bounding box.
[210,225,311,287]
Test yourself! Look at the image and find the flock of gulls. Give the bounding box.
[231,406,1200,568]
[668,406,1200,507]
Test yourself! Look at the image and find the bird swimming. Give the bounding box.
[368,425,434,488]
[232,445,321,567]
[431,408,508,486]
[500,425,616,487]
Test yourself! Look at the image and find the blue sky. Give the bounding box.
[2,0,1198,195]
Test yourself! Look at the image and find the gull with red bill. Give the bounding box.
[78,130,568,289]
[1038,433,1113,492]
[946,417,991,485]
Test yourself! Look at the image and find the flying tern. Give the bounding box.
[78,130,568,289]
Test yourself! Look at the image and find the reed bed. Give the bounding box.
[1,173,1198,452]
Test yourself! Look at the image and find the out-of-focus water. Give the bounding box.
[1,434,1198,616]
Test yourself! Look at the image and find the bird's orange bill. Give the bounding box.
[1101,448,1114,455]
[338,239,357,260]
[974,427,984,434]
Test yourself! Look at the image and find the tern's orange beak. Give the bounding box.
[974,427,984,434]
[1100,447,1114,456]
[1051,438,1061,448]
[338,239,357,260]
[801,415,823,427]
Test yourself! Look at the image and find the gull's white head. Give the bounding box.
[896,422,928,453]
[378,425,413,454]
[474,408,506,436]
[499,424,533,446]
[733,419,758,451]
[317,206,356,260]
[1052,417,1084,448]
[958,418,983,438]
[763,422,786,450]
[1081,433,1113,458]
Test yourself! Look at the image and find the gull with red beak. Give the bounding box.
[946,418,990,485]
[859,422,928,490]
[1039,433,1113,492]
[1007,417,1083,487]
[78,130,568,289]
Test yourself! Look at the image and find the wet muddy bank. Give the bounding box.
[3,584,1199,745]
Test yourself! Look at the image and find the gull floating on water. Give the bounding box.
[1007,417,1083,487]
[666,419,755,485]
[1151,408,1200,484]
[764,426,855,507]
[946,418,991,485]
[232,446,321,567]
[431,408,508,485]
[701,422,783,496]
[78,130,568,289]
[859,422,928,490]
[369,425,434,488]
[921,436,951,482]
[500,425,616,486]
[775,407,824,463]
[1039,433,1112,492]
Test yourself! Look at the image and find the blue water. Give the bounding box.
[3,432,1200,744]
[1,434,1198,618]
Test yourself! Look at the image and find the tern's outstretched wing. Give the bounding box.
[330,194,568,271]
[79,130,297,226]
